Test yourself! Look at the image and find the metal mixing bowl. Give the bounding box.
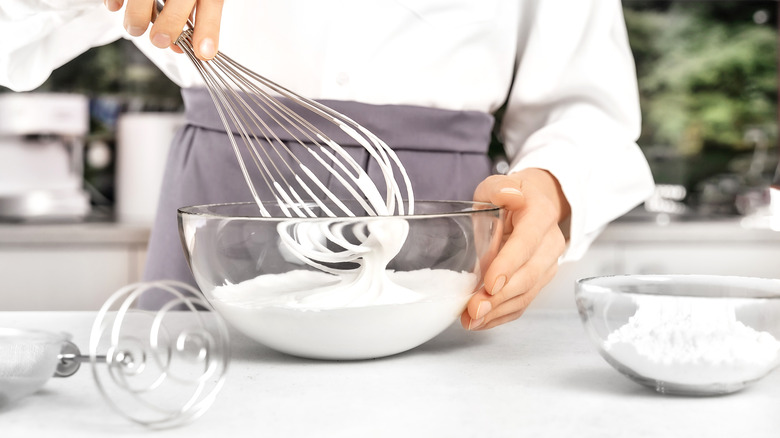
[576,274,780,396]
[179,200,502,360]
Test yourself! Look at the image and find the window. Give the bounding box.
[624,1,779,216]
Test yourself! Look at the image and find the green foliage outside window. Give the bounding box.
[624,1,778,200]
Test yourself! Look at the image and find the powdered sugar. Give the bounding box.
[604,296,780,386]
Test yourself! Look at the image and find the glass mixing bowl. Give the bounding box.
[576,274,780,396]
[0,328,69,406]
[179,201,502,360]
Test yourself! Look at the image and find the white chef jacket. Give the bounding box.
[0,0,655,262]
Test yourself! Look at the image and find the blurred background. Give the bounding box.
[624,0,779,219]
[1,0,779,310]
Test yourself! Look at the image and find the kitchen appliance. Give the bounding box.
[740,161,780,231]
[770,163,780,228]
[115,112,184,223]
[0,93,91,221]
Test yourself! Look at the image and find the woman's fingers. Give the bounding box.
[192,0,225,60]
[486,209,546,292]
[118,0,224,61]
[117,0,218,58]
[475,174,560,297]
[123,0,155,37]
[105,0,125,12]
[485,263,558,330]
[462,262,559,330]
[460,286,488,330]
[149,0,197,48]
[463,170,568,331]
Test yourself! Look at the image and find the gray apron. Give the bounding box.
[140,87,494,308]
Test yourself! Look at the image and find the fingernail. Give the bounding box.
[491,275,506,295]
[500,187,523,196]
[151,32,171,48]
[475,301,492,320]
[468,317,485,331]
[107,0,122,11]
[199,38,216,59]
[126,25,147,37]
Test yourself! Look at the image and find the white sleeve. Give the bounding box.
[0,1,126,91]
[501,0,655,262]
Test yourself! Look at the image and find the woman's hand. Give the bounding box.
[461,168,570,330]
[104,0,224,60]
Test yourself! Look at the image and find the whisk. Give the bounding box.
[153,1,414,219]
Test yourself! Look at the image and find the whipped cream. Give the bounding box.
[209,216,479,359]
[210,269,477,359]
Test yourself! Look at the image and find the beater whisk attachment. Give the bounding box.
[166,23,414,218]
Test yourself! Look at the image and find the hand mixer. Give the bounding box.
[153,0,414,219]
[153,0,416,272]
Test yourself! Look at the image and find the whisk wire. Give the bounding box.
[171,28,414,219]
[181,39,307,217]
[222,63,386,217]
[215,48,407,216]
[179,45,269,215]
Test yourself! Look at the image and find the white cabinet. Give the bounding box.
[532,221,780,312]
[0,223,149,310]
[619,243,780,278]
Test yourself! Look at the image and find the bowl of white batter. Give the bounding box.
[179,200,502,360]
[576,274,780,396]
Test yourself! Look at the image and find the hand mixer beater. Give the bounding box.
[153,0,414,219]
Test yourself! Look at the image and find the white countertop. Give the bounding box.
[1,310,778,437]
[0,221,150,245]
[601,218,780,243]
